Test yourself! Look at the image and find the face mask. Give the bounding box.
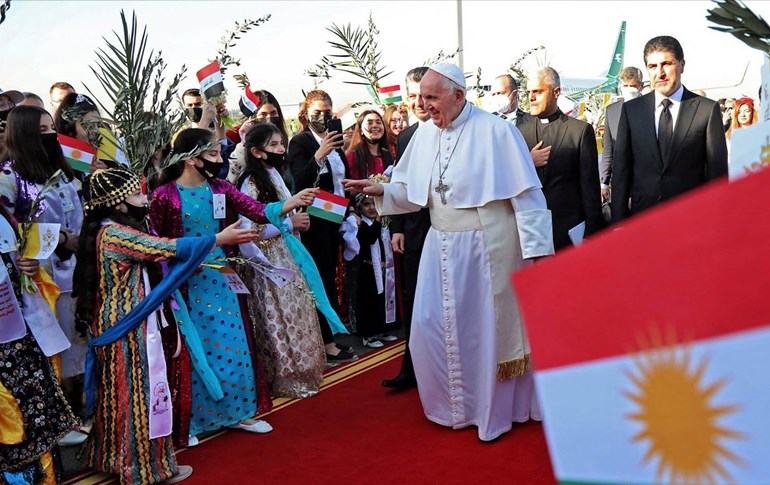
[264,151,285,168]
[185,107,203,123]
[40,132,62,164]
[486,94,513,114]
[196,156,221,180]
[123,201,149,222]
[620,87,641,102]
[256,116,282,126]
[0,108,11,122]
[308,113,330,133]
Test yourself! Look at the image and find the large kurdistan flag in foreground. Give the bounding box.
[513,168,770,484]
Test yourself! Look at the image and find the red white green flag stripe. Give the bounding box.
[306,190,348,224]
[513,168,770,485]
[378,84,402,104]
[196,61,225,100]
[240,85,261,116]
[58,133,95,173]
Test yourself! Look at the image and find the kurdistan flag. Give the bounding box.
[377,84,402,105]
[514,169,770,485]
[57,133,95,173]
[306,190,347,224]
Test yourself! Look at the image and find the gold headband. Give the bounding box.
[84,167,141,212]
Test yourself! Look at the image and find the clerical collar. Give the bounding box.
[538,110,562,124]
[443,101,472,131]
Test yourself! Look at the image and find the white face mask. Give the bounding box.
[620,86,641,102]
[486,94,514,114]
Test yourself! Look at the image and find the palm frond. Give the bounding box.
[215,16,271,76]
[85,9,187,173]
[304,12,392,102]
[707,0,770,53]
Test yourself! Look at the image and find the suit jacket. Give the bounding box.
[389,123,431,255]
[610,87,728,223]
[518,112,604,250]
[287,129,350,194]
[494,107,533,127]
[601,99,624,187]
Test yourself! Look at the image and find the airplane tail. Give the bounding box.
[607,21,626,79]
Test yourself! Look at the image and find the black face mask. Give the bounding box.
[308,113,330,133]
[264,151,285,168]
[185,107,203,123]
[0,108,11,122]
[124,201,149,222]
[40,133,62,164]
[196,157,221,180]
[256,116,282,127]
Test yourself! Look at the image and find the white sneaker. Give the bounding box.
[363,338,384,348]
[59,430,88,447]
[377,333,398,342]
[186,435,199,447]
[228,420,273,434]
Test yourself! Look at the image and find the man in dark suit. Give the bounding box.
[490,74,533,127]
[518,67,604,251]
[382,67,431,390]
[601,67,644,206]
[610,36,728,224]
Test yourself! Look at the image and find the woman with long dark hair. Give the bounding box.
[74,167,258,484]
[287,90,356,362]
[151,128,317,445]
[346,109,394,179]
[0,105,87,443]
[53,93,116,173]
[236,123,328,398]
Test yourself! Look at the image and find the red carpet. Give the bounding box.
[67,345,556,484]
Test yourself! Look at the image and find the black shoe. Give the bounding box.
[382,373,416,390]
[326,349,358,363]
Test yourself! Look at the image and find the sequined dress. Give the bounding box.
[178,183,258,435]
[83,224,180,485]
[238,174,325,398]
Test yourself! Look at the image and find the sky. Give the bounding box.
[3,0,770,117]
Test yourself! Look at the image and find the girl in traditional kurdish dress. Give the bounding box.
[0,205,79,485]
[74,167,260,484]
[236,123,326,398]
[150,128,316,444]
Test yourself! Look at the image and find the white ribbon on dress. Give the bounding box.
[362,217,396,324]
[143,269,172,439]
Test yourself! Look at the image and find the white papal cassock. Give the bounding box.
[376,102,554,441]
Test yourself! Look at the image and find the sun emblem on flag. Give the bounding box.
[323,201,333,210]
[71,149,82,159]
[623,328,744,483]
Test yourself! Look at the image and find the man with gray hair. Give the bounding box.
[345,63,554,441]
[519,66,604,251]
[602,66,644,207]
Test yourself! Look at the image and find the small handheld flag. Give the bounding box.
[57,134,95,173]
[196,61,225,101]
[377,85,402,105]
[239,85,262,117]
[306,190,348,224]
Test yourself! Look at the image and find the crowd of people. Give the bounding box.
[0,33,738,484]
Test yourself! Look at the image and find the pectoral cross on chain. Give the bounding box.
[434,178,449,205]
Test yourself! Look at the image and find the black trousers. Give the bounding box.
[302,217,341,345]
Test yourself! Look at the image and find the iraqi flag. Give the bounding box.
[239,86,261,117]
[196,61,225,100]
[378,84,402,105]
[513,168,770,484]
[58,133,95,173]
[306,190,348,224]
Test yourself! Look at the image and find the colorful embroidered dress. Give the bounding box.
[0,215,77,485]
[238,173,325,398]
[83,224,180,485]
[177,182,258,435]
